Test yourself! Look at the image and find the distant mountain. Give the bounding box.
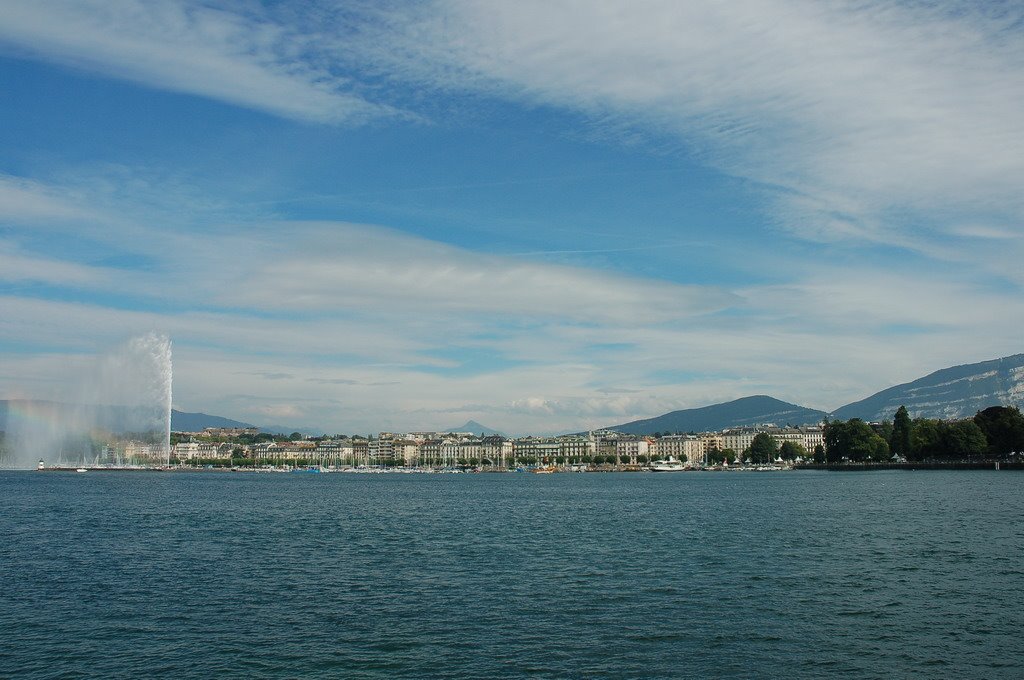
[832,354,1024,422]
[171,411,326,436]
[605,395,827,435]
[444,420,506,436]
[170,409,257,432]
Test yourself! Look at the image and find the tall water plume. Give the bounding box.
[1,333,172,468]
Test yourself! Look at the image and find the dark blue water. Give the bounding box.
[2,470,1022,678]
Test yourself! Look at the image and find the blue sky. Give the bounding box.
[1,0,1022,435]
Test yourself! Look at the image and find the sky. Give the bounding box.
[1,0,1022,436]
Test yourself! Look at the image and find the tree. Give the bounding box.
[911,418,943,460]
[890,406,912,458]
[707,448,736,465]
[779,441,806,461]
[289,431,303,441]
[747,433,778,464]
[974,406,1024,457]
[825,419,890,462]
[942,420,987,460]
[813,444,825,463]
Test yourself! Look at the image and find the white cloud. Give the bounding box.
[364,0,1024,257]
[0,0,393,123]
[221,222,737,323]
[0,242,110,286]
[0,175,95,222]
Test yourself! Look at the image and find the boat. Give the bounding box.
[531,466,558,474]
[650,459,686,472]
[75,468,88,473]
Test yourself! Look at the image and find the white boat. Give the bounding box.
[650,459,686,472]
[75,468,88,473]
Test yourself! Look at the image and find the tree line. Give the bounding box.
[822,405,1024,463]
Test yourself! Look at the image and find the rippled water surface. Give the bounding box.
[2,470,1023,678]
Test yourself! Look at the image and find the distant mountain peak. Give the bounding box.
[445,420,505,436]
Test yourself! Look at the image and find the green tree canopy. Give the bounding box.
[942,420,988,459]
[824,418,890,462]
[911,418,943,460]
[779,440,806,461]
[747,433,779,464]
[891,406,912,457]
[974,406,1024,457]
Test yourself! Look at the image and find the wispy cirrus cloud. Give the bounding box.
[0,0,395,124]
[220,222,738,323]
[359,0,1024,266]
[0,175,97,223]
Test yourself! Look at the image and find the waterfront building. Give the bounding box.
[799,426,825,454]
[720,428,761,455]
[252,441,316,464]
[513,437,561,463]
[394,439,420,466]
[440,438,462,465]
[173,440,220,460]
[718,425,822,460]
[558,435,595,462]
[653,435,706,465]
[615,437,651,464]
[369,434,395,462]
[316,439,356,466]
[420,439,442,466]
[351,438,369,465]
[481,436,512,467]
[124,440,153,461]
[458,439,483,464]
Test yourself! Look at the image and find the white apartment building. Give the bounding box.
[719,426,823,459]
[481,436,513,467]
[173,440,220,460]
[558,436,595,461]
[393,440,420,466]
[615,437,651,464]
[513,438,561,462]
[654,435,706,465]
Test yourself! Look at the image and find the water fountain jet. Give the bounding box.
[1,333,173,468]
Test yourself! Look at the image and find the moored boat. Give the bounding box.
[649,459,686,472]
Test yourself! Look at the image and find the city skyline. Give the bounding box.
[1,1,1022,434]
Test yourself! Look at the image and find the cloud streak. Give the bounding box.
[0,0,394,123]
[363,0,1024,269]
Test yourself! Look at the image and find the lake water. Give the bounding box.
[1,470,1022,678]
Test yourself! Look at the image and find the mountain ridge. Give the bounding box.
[604,395,827,435]
[443,420,506,436]
[831,353,1024,422]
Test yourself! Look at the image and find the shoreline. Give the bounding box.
[20,461,1024,473]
